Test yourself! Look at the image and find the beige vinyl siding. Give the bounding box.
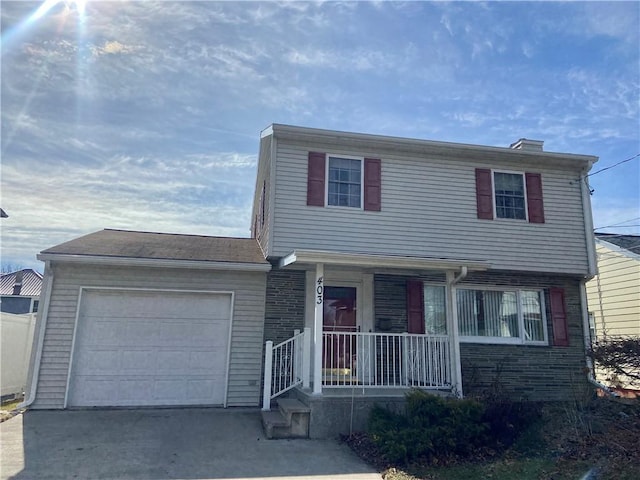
[271,141,590,274]
[33,264,266,409]
[587,242,640,338]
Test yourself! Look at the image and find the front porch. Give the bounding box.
[262,328,454,438]
[261,251,489,437]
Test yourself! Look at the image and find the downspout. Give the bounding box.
[580,164,597,278]
[579,280,618,397]
[18,261,54,409]
[447,266,468,397]
[577,163,615,395]
[452,266,468,285]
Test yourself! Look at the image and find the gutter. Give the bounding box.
[36,253,271,272]
[579,280,618,397]
[18,261,54,409]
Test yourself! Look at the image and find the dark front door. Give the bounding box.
[323,286,357,371]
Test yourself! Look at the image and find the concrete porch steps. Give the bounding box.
[261,398,311,439]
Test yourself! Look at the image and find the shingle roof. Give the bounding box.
[595,233,640,255]
[40,229,269,265]
[0,269,43,296]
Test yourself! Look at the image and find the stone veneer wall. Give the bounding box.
[374,271,590,402]
[374,273,446,333]
[458,271,589,401]
[263,268,306,345]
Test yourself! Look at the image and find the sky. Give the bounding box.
[1,0,639,272]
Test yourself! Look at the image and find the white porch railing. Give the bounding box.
[322,332,451,389]
[262,328,310,411]
[262,329,452,409]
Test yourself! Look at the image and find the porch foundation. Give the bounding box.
[291,387,449,439]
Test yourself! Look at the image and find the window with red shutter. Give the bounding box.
[307,152,382,210]
[307,152,326,206]
[475,168,494,219]
[525,172,545,223]
[549,288,569,346]
[364,158,381,211]
[476,169,545,224]
[406,279,425,334]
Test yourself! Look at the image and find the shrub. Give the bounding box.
[369,390,488,463]
[368,390,542,465]
[481,397,542,450]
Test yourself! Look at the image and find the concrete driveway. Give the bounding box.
[0,408,382,480]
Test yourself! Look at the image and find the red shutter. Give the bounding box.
[406,280,425,334]
[475,168,493,219]
[550,288,569,346]
[307,152,326,206]
[364,158,381,211]
[525,172,545,223]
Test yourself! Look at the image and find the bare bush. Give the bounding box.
[588,336,640,388]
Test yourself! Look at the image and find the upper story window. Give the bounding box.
[494,172,526,220]
[307,152,381,211]
[476,168,545,223]
[327,157,362,208]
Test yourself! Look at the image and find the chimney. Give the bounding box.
[12,271,24,296]
[510,138,544,152]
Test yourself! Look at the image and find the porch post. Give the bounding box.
[446,271,463,397]
[313,263,324,394]
[302,327,311,389]
[262,340,273,411]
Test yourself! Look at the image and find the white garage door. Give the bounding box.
[68,289,232,407]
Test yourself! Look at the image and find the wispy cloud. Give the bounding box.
[1,0,638,270]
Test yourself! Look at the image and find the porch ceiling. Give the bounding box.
[278,249,490,272]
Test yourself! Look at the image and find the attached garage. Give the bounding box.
[68,289,233,407]
[25,229,271,410]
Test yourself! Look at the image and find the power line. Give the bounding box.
[594,217,640,230]
[595,225,640,231]
[586,153,640,178]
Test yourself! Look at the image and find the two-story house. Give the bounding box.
[23,125,598,438]
[253,125,598,436]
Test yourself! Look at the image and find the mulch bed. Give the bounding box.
[343,396,640,480]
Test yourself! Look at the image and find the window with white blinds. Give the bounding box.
[456,288,547,344]
[424,285,447,334]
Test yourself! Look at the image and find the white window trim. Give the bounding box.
[456,285,548,346]
[325,154,364,209]
[491,169,529,222]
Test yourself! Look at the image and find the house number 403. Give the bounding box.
[316,277,324,304]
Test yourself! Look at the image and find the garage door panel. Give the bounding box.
[88,320,124,345]
[69,290,231,407]
[121,350,156,371]
[187,379,216,399]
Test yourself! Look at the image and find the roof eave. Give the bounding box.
[37,253,272,272]
[266,124,598,168]
[279,249,490,272]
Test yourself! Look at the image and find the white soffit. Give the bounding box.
[279,249,489,271]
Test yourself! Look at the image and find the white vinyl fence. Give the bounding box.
[1,313,36,398]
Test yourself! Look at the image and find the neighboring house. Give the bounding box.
[1,269,42,314]
[586,233,640,391]
[26,125,599,438]
[1,269,42,398]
